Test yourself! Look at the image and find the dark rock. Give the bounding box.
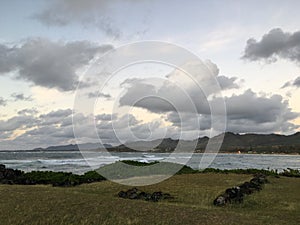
[118,188,173,202]
[239,182,254,195]
[128,192,139,199]
[213,195,228,206]
[249,179,262,191]
[126,188,139,199]
[118,191,127,198]
[254,174,269,184]
[225,187,244,203]
[214,174,269,206]
[151,191,163,202]
[139,192,152,201]
[162,193,173,199]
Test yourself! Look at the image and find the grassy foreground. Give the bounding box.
[0,173,299,225]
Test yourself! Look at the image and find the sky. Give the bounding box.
[1,0,300,150]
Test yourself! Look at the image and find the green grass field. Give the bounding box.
[0,173,299,225]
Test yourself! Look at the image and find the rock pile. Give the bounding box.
[213,174,269,206]
[118,188,173,202]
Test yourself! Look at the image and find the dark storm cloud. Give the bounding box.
[17,108,39,116]
[166,89,299,134]
[293,77,300,86]
[39,109,73,126]
[0,109,73,134]
[0,38,113,91]
[282,76,300,88]
[0,115,38,132]
[118,56,299,133]
[121,77,299,133]
[224,89,299,133]
[119,78,210,114]
[224,89,295,123]
[0,44,15,72]
[243,28,300,63]
[10,93,33,102]
[119,76,239,114]
[119,61,241,114]
[40,109,72,119]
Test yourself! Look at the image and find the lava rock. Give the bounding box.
[118,191,127,198]
[213,174,269,206]
[225,187,244,203]
[213,195,228,206]
[118,188,173,202]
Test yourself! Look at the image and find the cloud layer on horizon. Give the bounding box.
[119,61,299,135]
[0,108,171,150]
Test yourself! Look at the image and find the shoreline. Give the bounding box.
[1,149,300,155]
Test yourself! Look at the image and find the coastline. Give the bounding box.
[1,151,299,176]
[1,149,300,155]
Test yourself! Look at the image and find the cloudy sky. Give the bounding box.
[1,0,300,150]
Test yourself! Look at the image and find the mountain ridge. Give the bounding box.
[33,132,300,154]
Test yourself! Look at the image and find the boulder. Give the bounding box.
[225,187,243,203]
[118,191,127,198]
[239,182,254,195]
[118,188,173,202]
[213,174,269,206]
[213,195,226,206]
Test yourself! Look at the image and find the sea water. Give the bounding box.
[0,151,299,174]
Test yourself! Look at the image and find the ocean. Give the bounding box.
[0,151,299,174]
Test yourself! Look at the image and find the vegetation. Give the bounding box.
[0,173,299,225]
[281,168,300,178]
[200,168,279,176]
[1,161,299,187]
[0,167,105,187]
[97,160,197,179]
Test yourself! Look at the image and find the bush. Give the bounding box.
[280,168,300,177]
